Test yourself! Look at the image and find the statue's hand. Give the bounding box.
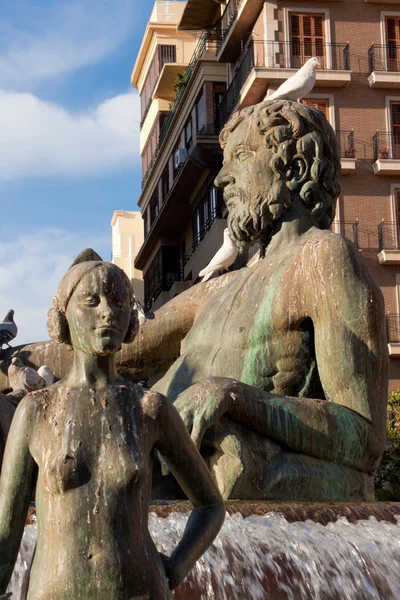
[160,552,186,590]
[174,378,234,450]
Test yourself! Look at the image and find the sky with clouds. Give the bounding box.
[0,0,156,344]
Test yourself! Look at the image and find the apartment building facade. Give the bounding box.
[111,210,145,304]
[133,0,400,389]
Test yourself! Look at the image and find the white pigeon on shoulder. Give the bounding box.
[266,57,320,102]
[199,228,238,282]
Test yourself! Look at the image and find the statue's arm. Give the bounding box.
[118,272,238,382]
[154,393,225,590]
[0,396,35,592]
[307,234,388,457]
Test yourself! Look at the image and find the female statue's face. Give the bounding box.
[66,266,131,355]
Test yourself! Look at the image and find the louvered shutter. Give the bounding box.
[391,102,400,158]
[386,18,400,71]
[301,98,329,121]
[290,14,325,69]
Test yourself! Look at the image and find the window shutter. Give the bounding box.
[301,98,329,122]
[290,13,325,68]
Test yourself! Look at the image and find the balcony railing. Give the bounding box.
[144,272,182,313]
[368,44,400,74]
[141,33,218,189]
[372,131,400,161]
[183,207,222,266]
[216,40,350,128]
[336,130,356,158]
[378,221,399,252]
[140,45,177,127]
[214,0,241,44]
[386,315,400,344]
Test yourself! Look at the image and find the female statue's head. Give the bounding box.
[48,256,138,355]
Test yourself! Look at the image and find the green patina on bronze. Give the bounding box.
[0,99,389,507]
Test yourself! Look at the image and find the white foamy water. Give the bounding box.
[7,512,400,599]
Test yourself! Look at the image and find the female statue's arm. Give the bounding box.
[0,397,36,593]
[154,394,225,590]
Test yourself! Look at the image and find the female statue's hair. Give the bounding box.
[47,261,138,346]
[219,99,341,231]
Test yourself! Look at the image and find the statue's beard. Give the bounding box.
[226,180,291,251]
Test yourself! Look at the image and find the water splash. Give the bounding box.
[7,512,400,599]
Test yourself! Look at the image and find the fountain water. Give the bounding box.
[8,505,400,600]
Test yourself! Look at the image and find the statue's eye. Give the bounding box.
[235,147,251,161]
[78,294,99,307]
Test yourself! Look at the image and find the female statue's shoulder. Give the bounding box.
[140,389,168,421]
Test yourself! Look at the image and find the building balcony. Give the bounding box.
[377,221,400,264]
[141,33,219,191]
[214,0,264,62]
[372,132,400,175]
[183,208,226,280]
[143,245,182,313]
[336,130,357,174]
[136,131,222,272]
[385,315,400,358]
[368,44,400,88]
[216,40,351,127]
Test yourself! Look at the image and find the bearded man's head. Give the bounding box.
[215,99,341,249]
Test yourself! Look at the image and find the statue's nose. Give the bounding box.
[215,169,235,188]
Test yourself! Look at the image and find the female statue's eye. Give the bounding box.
[78,294,99,307]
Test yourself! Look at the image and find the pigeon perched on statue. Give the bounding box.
[199,228,238,282]
[8,357,46,393]
[37,365,55,387]
[0,310,17,349]
[266,57,319,102]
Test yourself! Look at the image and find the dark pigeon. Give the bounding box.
[0,310,17,349]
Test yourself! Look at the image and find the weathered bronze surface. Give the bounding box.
[0,100,389,503]
[0,259,224,598]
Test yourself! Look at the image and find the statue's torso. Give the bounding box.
[28,384,170,600]
[156,233,323,401]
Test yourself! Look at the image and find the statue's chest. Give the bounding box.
[187,261,296,349]
[34,391,149,496]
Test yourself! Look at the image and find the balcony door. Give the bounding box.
[386,18,400,72]
[290,13,325,69]
[390,101,400,159]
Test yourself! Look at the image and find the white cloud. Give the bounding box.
[0,0,135,87]
[0,229,111,344]
[0,89,141,181]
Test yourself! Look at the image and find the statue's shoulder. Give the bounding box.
[140,389,166,421]
[303,228,362,266]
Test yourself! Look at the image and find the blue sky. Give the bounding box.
[0,0,157,343]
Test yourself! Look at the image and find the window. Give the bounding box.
[149,190,159,225]
[391,101,400,159]
[196,92,206,134]
[386,18,400,72]
[161,167,170,202]
[301,98,329,121]
[290,13,325,69]
[185,119,193,150]
[192,184,222,247]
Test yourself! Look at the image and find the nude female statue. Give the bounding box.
[0,257,224,599]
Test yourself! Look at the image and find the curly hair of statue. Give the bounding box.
[219,99,341,234]
[47,262,139,346]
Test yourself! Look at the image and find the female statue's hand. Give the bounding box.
[173,377,235,450]
[160,552,186,590]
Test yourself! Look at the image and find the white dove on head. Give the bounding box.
[266,56,320,103]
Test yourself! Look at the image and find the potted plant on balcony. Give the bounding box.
[379,147,390,160]
[343,147,356,159]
